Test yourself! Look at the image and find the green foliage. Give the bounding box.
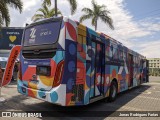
[79,0,114,31]
[43,0,51,6]
[31,5,62,22]
[0,0,23,27]
[43,0,77,15]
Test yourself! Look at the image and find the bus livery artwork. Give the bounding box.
[17,16,148,106]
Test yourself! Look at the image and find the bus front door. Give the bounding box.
[90,40,104,100]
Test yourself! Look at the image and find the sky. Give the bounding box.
[9,0,160,58]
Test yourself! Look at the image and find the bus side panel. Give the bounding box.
[63,19,83,106]
[76,24,88,105]
[104,41,130,94]
[57,20,65,50]
[132,54,142,87]
[104,40,111,97]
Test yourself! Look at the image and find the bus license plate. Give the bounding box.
[36,66,51,76]
[30,80,39,84]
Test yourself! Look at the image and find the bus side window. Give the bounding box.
[119,50,123,61]
[135,56,137,67]
[133,56,136,67]
[123,51,126,61]
[77,35,83,52]
[125,52,127,62]
[126,52,128,65]
[138,57,141,67]
[113,47,118,61]
[137,57,139,68]
[105,44,110,62]
[118,49,120,61]
[110,45,113,60]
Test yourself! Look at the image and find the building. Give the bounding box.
[148,58,160,68]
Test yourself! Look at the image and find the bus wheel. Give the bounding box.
[108,81,117,102]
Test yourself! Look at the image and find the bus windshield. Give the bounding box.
[23,21,61,46]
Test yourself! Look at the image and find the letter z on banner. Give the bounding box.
[1,45,21,87]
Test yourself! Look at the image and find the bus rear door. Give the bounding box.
[90,40,105,101]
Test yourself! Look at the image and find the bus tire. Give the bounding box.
[108,81,117,102]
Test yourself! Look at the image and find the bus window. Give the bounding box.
[113,48,118,60]
[23,21,61,46]
[118,50,123,61]
[105,45,110,62]
[77,35,83,52]
[110,45,113,60]
[124,52,127,63]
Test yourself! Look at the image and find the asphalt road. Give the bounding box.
[0,76,160,120]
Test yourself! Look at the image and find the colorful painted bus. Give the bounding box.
[17,16,148,106]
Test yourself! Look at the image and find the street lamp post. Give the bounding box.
[55,0,57,17]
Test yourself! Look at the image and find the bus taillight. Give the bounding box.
[53,60,64,87]
[18,62,22,80]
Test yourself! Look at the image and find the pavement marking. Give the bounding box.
[137,95,160,100]
[106,103,145,111]
[127,94,160,101]
[135,90,152,94]
[146,83,160,85]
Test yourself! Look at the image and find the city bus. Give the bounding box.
[17,16,148,106]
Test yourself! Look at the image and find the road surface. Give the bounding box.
[0,76,160,120]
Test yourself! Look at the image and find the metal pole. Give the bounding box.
[0,87,5,102]
[0,70,5,102]
[0,87,1,97]
[55,0,57,17]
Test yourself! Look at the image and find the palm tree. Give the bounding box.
[0,0,23,27]
[31,5,62,22]
[80,0,114,31]
[42,0,51,6]
[43,0,77,16]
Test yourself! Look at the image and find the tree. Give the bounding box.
[0,0,23,27]
[79,0,114,31]
[43,0,77,15]
[31,5,62,22]
[42,0,51,6]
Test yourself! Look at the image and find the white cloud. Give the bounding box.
[23,0,40,11]
[138,40,160,58]
[9,0,41,27]
[140,22,160,32]
[68,0,154,48]
[94,0,152,41]
[9,0,160,58]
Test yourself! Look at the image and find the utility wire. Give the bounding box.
[132,8,160,20]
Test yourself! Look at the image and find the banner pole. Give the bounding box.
[0,71,5,102]
[0,87,1,97]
